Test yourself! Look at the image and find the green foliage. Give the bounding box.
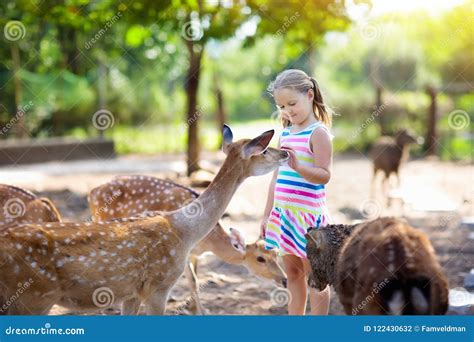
[0,0,471,161]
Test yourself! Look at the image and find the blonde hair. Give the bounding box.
[268,69,332,128]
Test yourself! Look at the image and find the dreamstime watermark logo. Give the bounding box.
[349,103,386,143]
[186,105,206,127]
[84,11,122,50]
[359,198,382,219]
[173,279,213,315]
[270,288,291,307]
[0,278,34,313]
[182,199,204,218]
[3,198,26,219]
[5,322,85,335]
[93,190,122,219]
[0,101,34,136]
[92,109,115,130]
[271,12,300,41]
[181,20,203,41]
[352,278,389,315]
[359,21,381,40]
[4,20,26,41]
[92,287,115,308]
[449,287,472,306]
[448,110,470,130]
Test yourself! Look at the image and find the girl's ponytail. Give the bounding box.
[310,77,332,127]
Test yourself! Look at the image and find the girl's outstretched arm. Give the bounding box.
[284,127,332,184]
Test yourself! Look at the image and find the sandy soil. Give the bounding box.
[1,152,472,315]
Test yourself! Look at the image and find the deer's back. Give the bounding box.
[369,138,403,174]
[89,176,198,221]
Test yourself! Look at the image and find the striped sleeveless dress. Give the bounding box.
[264,121,332,259]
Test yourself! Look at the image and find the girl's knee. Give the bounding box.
[283,255,306,281]
[285,264,305,280]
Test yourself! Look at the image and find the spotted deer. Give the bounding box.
[0,184,61,226]
[0,125,289,315]
[88,175,287,314]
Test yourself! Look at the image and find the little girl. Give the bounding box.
[261,69,333,315]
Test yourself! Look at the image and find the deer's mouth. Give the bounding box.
[279,151,290,164]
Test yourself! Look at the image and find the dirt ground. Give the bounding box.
[1,151,472,315]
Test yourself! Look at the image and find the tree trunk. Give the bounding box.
[302,45,315,75]
[369,56,387,136]
[185,42,204,176]
[375,85,388,136]
[425,86,438,155]
[11,43,26,138]
[97,61,107,139]
[213,68,226,149]
[59,26,80,74]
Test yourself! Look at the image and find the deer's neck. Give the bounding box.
[400,144,411,163]
[171,156,244,248]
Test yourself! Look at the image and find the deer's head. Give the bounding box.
[221,124,289,178]
[305,223,359,290]
[27,198,62,223]
[243,239,287,287]
[0,185,61,225]
[395,129,423,146]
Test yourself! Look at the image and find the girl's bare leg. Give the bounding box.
[282,255,307,315]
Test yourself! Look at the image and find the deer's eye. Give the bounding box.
[262,150,268,156]
[257,256,266,263]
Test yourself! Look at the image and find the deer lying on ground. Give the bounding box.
[306,217,449,315]
[369,129,421,203]
[88,175,287,314]
[0,184,61,226]
[0,125,289,315]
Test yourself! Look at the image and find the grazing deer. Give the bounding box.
[369,129,421,202]
[0,184,61,226]
[88,175,287,314]
[0,125,289,315]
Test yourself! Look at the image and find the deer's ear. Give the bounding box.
[306,229,323,250]
[229,227,246,253]
[222,124,234,154]
[37,198,62,221]
[242,129,275,159]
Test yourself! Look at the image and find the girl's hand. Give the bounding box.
[281,146,299,171]
[260,219,268,239]
[280,110,290,122]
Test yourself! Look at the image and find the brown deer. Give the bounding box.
[88,175,287,314]
[0,184,61,226]
[0,125,289,315]
[369,129,421,203]
[306,217,449,315]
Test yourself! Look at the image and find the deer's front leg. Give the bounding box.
[145,288,172,315]
[184,255,205,315]
[122,297,141,315]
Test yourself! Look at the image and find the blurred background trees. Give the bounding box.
[0,0,472,171]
